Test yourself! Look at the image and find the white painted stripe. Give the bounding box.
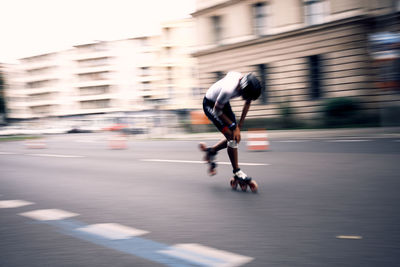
[0,200,35,208]
[276,140,310,143]
[327,140,371,142]
[159,243,254,267]
[76,139,96,143]
[247,133,268,139]
[247,141,269,146]
[141,159,269,166]
[77,223,149,240]
[336,235,363,240]
[26,153,85,158]
[0,151,17,155]
[19,209,79,221]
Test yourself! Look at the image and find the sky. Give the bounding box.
[0,0,196,63]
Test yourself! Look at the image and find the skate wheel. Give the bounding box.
[240,182,247,192]
[209,168,217,176]
[230,178,238,190]
[249,180,258,193]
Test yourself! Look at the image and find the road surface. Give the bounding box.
[0,132,399,266]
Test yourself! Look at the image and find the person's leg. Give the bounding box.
[212,138,227,152]
[199,138,226,159]
[221,102,243,175]
[227,141,239,171]
[224,133,247,179]
[200,98,228,175]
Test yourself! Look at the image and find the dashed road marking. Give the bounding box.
[275,140,310,143]
[0,200,35,208]
[13,204,254,266]
[25,153,85,158]
[0,151,17,155]
[0,152,85,158]
[141,159,269,166]
[19,209,79,221]
[336,235,363,240]
[327,139,371,142]
[159,243,254,267]
[77,223,149,240]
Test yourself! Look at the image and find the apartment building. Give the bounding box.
[1,63,29,121]
[192,0,400,122]
[160,18,200,110]
[4,17,199,127]
[17,38,156,120]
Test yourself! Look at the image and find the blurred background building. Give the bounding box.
[1,0,400,132]
[1,18,199,133]
[192,0,400,127]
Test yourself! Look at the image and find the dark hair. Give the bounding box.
[241,73,261,100]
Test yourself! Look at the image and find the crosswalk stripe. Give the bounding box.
[77,223,149,240]
[0,200,35,208]
[19,209,79,221]
[159,243,254,267]
[10,204,255,266]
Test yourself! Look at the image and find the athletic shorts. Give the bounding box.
[203,97,236,133]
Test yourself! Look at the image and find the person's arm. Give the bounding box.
[213,106,241,143]
[238,100,251,129]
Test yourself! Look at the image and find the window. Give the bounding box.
[304,0,325,25]
[214,71,224,81]
[211,16,223,43]
[80,99,110,109]
[257,64,268,104]
[308,55,323,99]
[253,2,268,36]
[141,67,150,76]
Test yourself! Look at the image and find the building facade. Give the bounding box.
[4,18,199,129]
[192,0,400,123]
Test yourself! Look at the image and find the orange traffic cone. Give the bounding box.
[108,134,128,150]
[247,129,269,151]
[25,138,47,149]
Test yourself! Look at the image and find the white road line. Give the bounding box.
[336,235,363,240]
[275,140,310,143]
[26,153,85,158]
[159,243,254,267]
[19,209,79,221]
[77,223,149,240]
[0,200,35,208]
[327,139,371,142]
[0,151,17,155]
[141,159,269,166]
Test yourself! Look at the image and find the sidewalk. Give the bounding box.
[160,127,400,140]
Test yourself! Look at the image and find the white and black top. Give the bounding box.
[205,71,243,109]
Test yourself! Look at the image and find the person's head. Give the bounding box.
[239,73,262,101]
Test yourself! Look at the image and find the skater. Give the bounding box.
[199,71,262,184]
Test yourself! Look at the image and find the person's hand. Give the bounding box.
[232,127,241,143]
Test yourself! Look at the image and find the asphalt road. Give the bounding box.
[0,132,399,267]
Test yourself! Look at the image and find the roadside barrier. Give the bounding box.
[247,129,269,151]
[108,134,128,150]
[25,138,47,149]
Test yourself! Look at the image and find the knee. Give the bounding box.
[227,140,238,148]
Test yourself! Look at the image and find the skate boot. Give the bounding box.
[230,169,258,193]
[199,143,217,176]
